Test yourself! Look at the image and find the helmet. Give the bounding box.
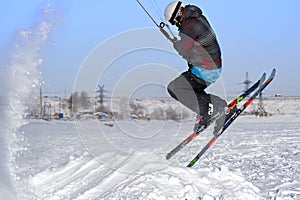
[164,1,185,26]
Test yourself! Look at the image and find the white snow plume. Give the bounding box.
[1,4,61,199]
[0,98,16,200]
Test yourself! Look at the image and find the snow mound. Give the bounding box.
[30,152,262,200]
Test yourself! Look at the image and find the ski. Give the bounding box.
[187,68,276,167]
[165,73,266,160]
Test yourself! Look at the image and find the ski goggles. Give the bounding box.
[169,1,184,26]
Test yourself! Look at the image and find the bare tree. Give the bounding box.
[130,101,145,116]
[80,91,90,109]
[119,97,130,119]
[166,106,181,120]
[68,91,79,114]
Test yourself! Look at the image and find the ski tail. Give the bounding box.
[165,73,266,160]
[187,68,276,167]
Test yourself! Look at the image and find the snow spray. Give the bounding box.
[1,4,61,199]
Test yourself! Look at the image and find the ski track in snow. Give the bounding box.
[14,115,300,199]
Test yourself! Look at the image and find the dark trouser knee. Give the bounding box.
[167,71,225,116]
[167,80,178,100]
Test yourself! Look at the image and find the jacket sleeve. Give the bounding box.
[173,20,198,60]
[173,32,193,58]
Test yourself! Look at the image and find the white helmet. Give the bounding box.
[164,1,185,26]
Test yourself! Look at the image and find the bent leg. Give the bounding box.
[167,71,226,117]
[168,71,209,115]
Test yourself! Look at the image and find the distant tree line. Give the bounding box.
[68,91,91,113]
[67,92,192,120]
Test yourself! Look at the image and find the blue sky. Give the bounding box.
[1,0,300,97]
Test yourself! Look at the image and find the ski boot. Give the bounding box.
[193,114,210,133]
[193,100,227,134]
[214,105,238,136]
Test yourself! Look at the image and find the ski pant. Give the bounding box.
[167,71,226,118]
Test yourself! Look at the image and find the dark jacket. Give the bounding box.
[173,5,222,69]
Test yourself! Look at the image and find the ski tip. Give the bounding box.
[266,68,276,80]
[262,68,276,80]
[262,72,267,80]
[271,68,277,75]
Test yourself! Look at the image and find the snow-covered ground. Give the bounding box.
[1,4,299,199]
[6,114,299,199]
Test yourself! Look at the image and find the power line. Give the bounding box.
[95,85,110,112]
[242,72,252,92]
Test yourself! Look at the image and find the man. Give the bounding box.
[164,1,228,132]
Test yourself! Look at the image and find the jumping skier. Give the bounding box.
[164,1,228,132]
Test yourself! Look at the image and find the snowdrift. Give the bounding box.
[13,115,299,200]
[30,152,262,200]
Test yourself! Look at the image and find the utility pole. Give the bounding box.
[242,72,267,116]
[242,72,252,92]
[257,91,267,116]
[40,87,43,118]
[95,85,108,112]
